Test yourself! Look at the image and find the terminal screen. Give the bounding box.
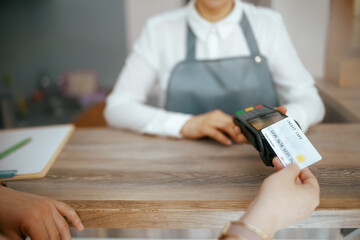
[248,112,286,130]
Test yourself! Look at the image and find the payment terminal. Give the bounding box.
[233,105,297,167]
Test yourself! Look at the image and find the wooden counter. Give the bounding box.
[7,124,360,228]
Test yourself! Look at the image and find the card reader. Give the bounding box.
[233,105,299,167]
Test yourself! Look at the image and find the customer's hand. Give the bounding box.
[0,233,10,240]
[180,110,244,145]
[0,186,84,240]
[240,163,320,238]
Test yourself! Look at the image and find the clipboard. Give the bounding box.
[0,124,74,181]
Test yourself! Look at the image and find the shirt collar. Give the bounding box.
[187,0,243,42]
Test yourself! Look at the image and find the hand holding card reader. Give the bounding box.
[233,105,286,166]
[233,105,322,169]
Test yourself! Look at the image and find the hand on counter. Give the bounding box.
[0,186,84,240]
[181,107,287,146]
[180,109,245,145]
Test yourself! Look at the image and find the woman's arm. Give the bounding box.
[104,21,193,138]
[256,12,325,132]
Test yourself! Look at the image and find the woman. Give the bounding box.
[105,0,325,145]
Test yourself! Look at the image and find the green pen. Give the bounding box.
[0,137,31,160]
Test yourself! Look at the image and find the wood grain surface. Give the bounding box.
[6,124,360,228]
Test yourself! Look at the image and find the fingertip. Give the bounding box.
[300,167,310,174]
[240,135,249,144]
[55,200,84,231]
[279,162,300,178]
[73,217,84,231]
[223,135,232,146]
[78,222,85,231]
[283,106,288,113]
[72,218,84,231]
[286,163,301,175]
[288,162,300,170]
[272,157,284,170]
[299,168,319,185]
[220,138,232,146]
[275,106,287,115]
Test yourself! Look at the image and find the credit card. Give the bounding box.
[261,117,322,169]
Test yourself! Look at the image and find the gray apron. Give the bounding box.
[165,13,279,115]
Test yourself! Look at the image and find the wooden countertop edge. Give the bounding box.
[63,199,360,228]
[64,201,360,229]
[63,199,360,211]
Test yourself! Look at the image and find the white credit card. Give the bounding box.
[261,117,322,169]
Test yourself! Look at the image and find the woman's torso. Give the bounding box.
[146,1,281,108]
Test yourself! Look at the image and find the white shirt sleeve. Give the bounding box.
[104,21,192,138]
[262,14,325,132]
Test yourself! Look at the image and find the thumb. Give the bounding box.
[279,163,300,179]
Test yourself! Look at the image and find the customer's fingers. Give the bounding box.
[279,163,300,180]
[52,209,71,240]
[299,168,319,189]
[22,220,49,240]
[272,157,284,170]
[44,217,60,240]
[55,201,84,231]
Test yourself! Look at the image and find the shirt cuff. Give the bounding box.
[163,114,193,138]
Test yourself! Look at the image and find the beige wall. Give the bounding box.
[124,0,330,78]
[124,0,184,53]
[272,0,330,78]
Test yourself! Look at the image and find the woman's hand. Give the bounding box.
[0,186,84,240]
[180,110,244,145]
[275,106,287,115]
[240,163,320,238]
[180,106,287,146]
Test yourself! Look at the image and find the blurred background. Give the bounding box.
[0,0,359,129]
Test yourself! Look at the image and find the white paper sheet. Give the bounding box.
[0,125,73,175]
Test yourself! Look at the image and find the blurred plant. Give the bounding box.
[1,73,28,117]
[2,73,12,87]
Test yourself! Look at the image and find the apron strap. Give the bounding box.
[186,24,196,61]
[240,13,261,57]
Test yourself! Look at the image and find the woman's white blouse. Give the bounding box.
[105,0,325,137]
